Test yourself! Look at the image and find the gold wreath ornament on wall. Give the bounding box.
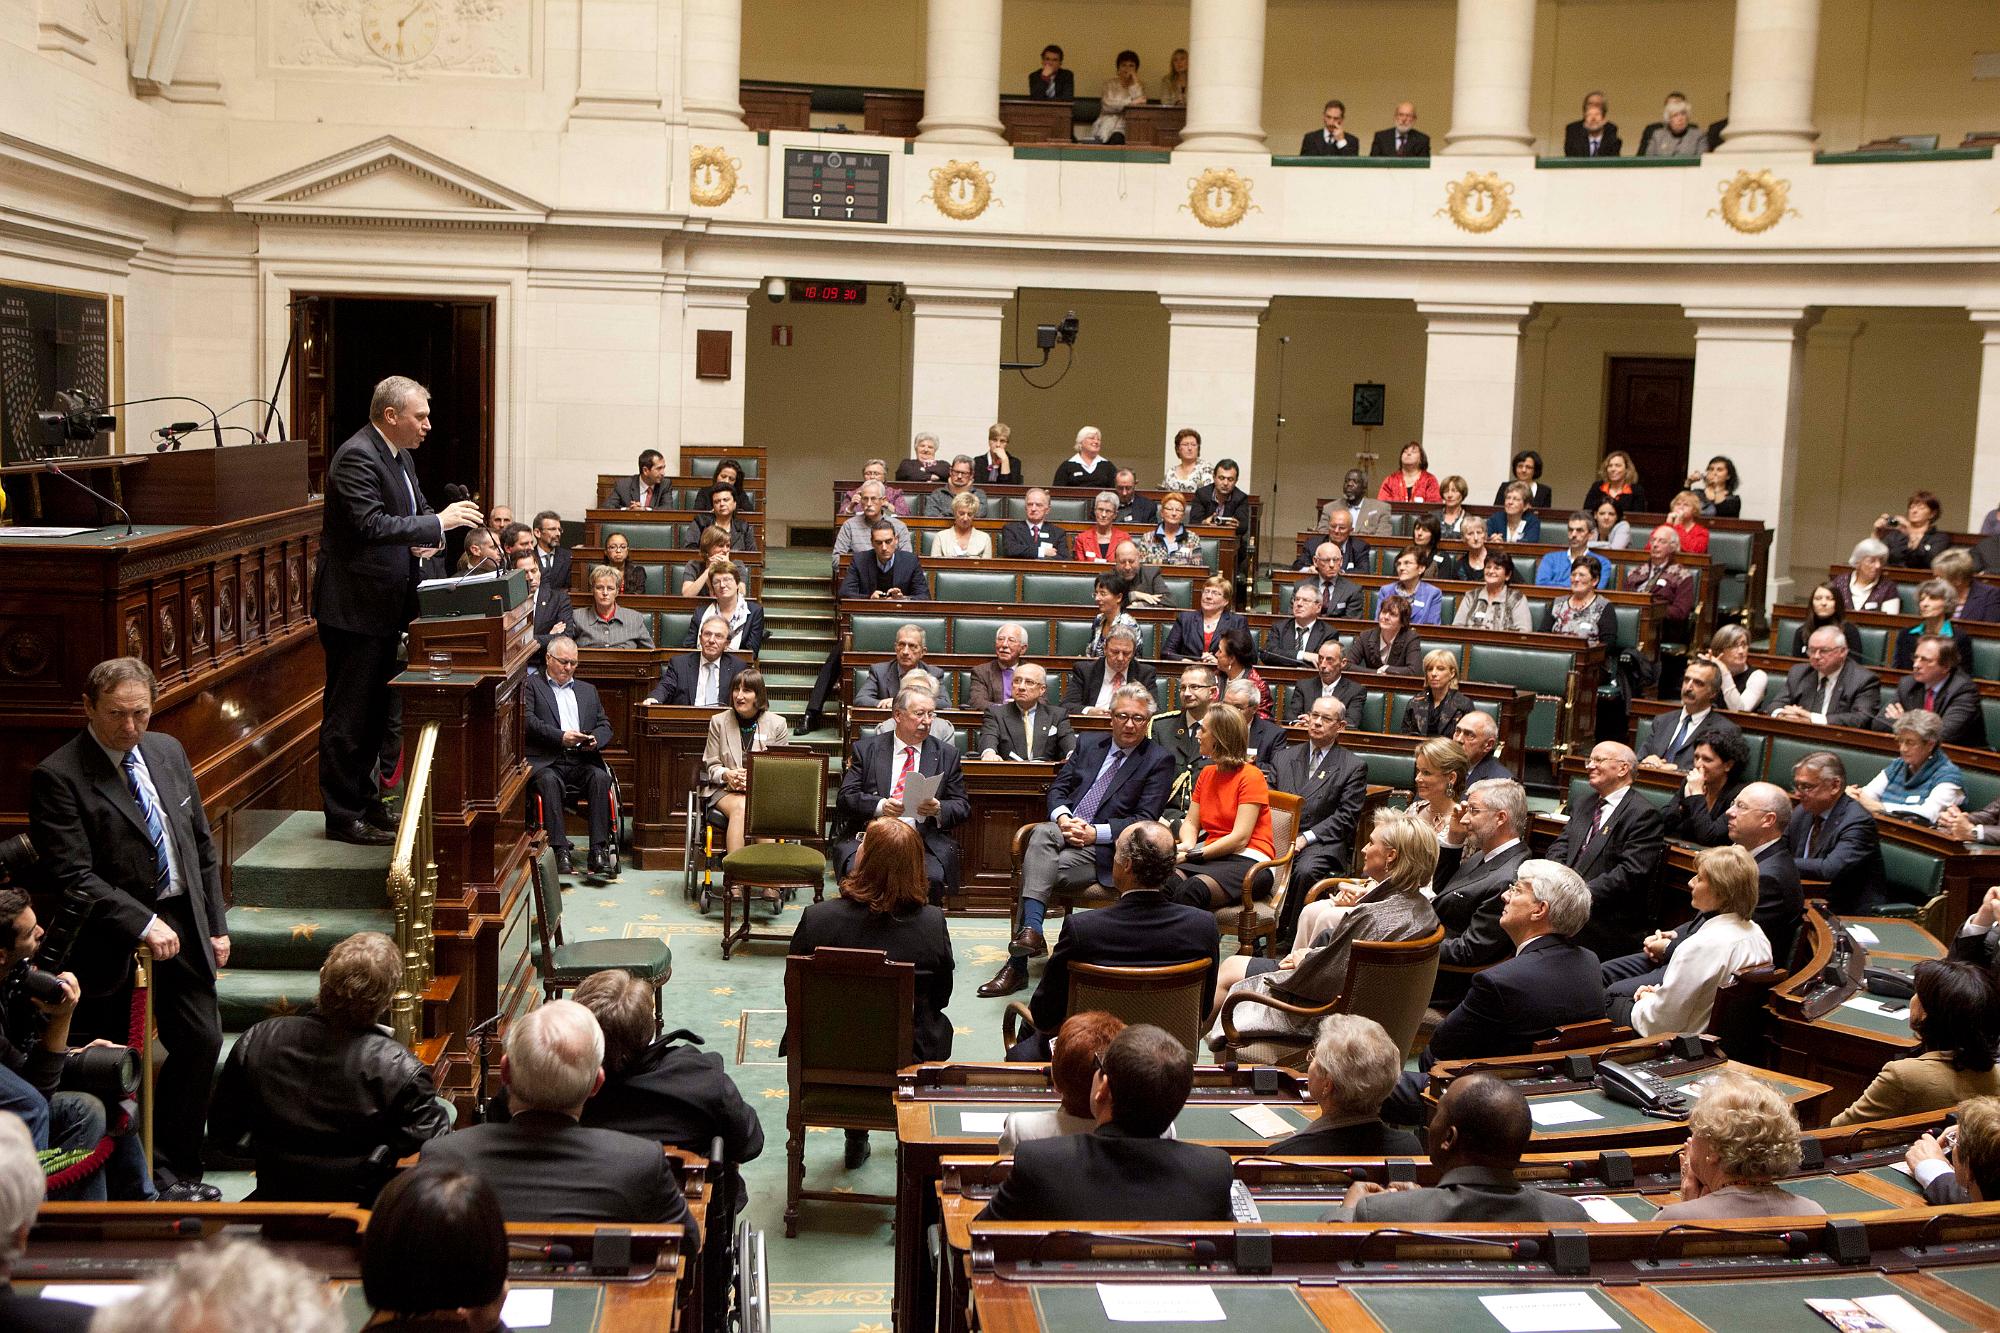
[927,160,997,221]
[1709,169,1796,234]
[1438,171,1519,233]
[1184,167,1257,228]
[689,145,744,208]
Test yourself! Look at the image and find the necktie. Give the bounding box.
[892,744,918,799]
[1807,814,1824,859]
[1820,675,1835,717]
[1589,138,1598,156]
[1926,687,1939,712]
[1073,748,1127,823]
[1587,800,1608,845]
[1666,714,1692,760]
[701,662,717,706]
[123,750,173,898]
[1396,133,1405,152]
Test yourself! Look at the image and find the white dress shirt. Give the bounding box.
[1628,912,1772,1037]
[549,678,582,734]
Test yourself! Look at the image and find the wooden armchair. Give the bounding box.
[1706,963,1789,1067]
[1216,926,1445,1068]
[1214,791,1303,958]
[1004,820,1117,937]
[1530,1019,1626,1053]
[1001,957,1214,1055]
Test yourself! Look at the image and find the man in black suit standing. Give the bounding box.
[531,510,572,591]
[607,449,668,510]
[525,637,617,877]
[1369,101,1430,157]
[979,663,1075,762]
[1431,779,1534,998]
[29,657,228,1201]
[1766,626,1882,728]
[1259,696,1368,944]
[998,488,1064,561]
[1789,752,1887,914]
[1300,99,1360,155]
[834,688,971,896]
[1545,742,1666,960]
[839,522,930,601]
[979,1024,1233,1221]
[1564,91,1621,157]
[1287,639,1367,724]
[647,615,746,707]
[1028,44,1073,100]
[1636,659,1741,771]
[314,376,484,845]
[1878,636,1986,748]
[1008,822,1220,1060]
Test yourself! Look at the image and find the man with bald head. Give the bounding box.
[978,662,1073,763]
[1726,781,1805,960]
[1766,625,1881,728]
[1288,639,1366,723]
[968,623,1030,710]
[1544,741,1666,958]
[999,488,1062,560]
[1298,543,1366,618]
[1454,711,1509,785]
[1369,100,1430,158]
[1112,541,1168,607]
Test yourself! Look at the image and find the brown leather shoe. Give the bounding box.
[1007,926,1047,959]
[976,961,1028,998]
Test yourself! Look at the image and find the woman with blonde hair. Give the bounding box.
[1166,704,1276,911]
[1665,489,1711,555]
[1654,1072,1824,1220]
[1404,737,1470,837]
[1622,845,1772,1036]
[928,491,993,559]
[1403,652,1473,739]
[699,669,792,852]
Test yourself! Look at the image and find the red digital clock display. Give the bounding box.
[787,281,869,304]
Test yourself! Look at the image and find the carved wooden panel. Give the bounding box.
[215,566,240,655]
[264,559,285,632]
[151,577,183,681]
[239,551,263,642]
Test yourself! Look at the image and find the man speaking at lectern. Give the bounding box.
[316,376,483,846]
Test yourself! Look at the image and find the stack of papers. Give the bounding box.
[1478,1291,1620,1331]
[1099,1284,1225,1322]
[1529,1100,1605,1127]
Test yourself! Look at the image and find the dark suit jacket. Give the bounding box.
[1271,1116,1421,1156]
[679,515,758,553]
[1563,120,1622,157]
[1299,129,1359,156]
[967,659,1018,710]
[1403,690,1474,739]
[421,1110,698,1241]
[1061,657,1160,713]
[1352,627,1422,676]
[1306,576,1366,620]
[979,701,1075,762]
[523,671,613,774]
[1027,68,1074,99]
[0,1287,90,1332]
[647,651,747,706]
[29,729,227,993]
[1370,126,1431,157]
[1190,484,1250,529]
[839,551,930,600]
[1637,709,1742,769]
[580,1035,765,1169]
[1162,610,1249,661]
[536,543,573,592]
[1749,839,1806,964]
[1663,782,1743,847]
[1766,658,1883,728]
[1485,511,1544,543]
[1492,482,1554,508]
[1424,935,1607,1067]
[1346,1164,1590,1223]
[836,733,971,886]
[1117,495,1161,526]
[1123,564,1170,605]
[1545,788,1667,958]
[1262,618,1335,667]
[532,577,571,640]
[788,896,955,1061]
[1045,735,1176,884]
[895,458,950,484]
[1270,742,1367,861]
[1286,674,1368,725]
[857,659,943,708]
[1028,889,1220,1033]
[981,1125,1234,1221]
[313,423,444,637]
[998,520,1064,560]
[1882,670,1985,748]
[1433,839,1532,970]
[974,456,1024,487]
[1962,585,2000,623]
[1788,793,1887,914]
[607,473,666,509]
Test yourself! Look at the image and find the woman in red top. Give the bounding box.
[1665,490,1711,555]
[1167,705,1277,910]
[1071,490,1131,563]
[1377,441,1441,504]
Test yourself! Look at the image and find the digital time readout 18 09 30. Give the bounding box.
[786,282,870,304]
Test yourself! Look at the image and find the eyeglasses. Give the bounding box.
[1111,712,1149,724]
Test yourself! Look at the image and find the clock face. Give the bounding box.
[361,0,440,65]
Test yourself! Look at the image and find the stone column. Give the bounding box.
[572,0,666,119]
[1417,303,1535,488]
[678,277,758,452]
[1715,0,1822,154]
[1441,0,1537,156]
[681,0,746,131]
[1177,0,1267,155]
[1966,311,2000,533]
[1162,297,1269,482]
[907,287,1009,457]
[1685,306,1820,605]
[916,0,1005,144]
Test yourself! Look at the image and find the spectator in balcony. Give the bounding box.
[968,623,1030,710]
[700,669,790,853]
[1301,98,1359,156]
[1934,547,2000,623]
[1550,556,1612,644]
[1353,593,1424,675]
[1263,583,1334,667]
[1162,427,1211,493]
[1875,491,1952,569]
[1791,582,1863,658]
[1164,575,1247,662]
[599,532,647,596]
[842,458,909,517]
[1054,426,1118,489]
[831,482,912,570]
[1437,475,1474,538]
[1326,467,1393,538]
[1589,498,1630,552]
[1084,573,1141,659]
[1496,449,1552,508]
[1625,525,1696,625]
[680,525,739,597]
[1702,623,1770,712]
[1113,469,1159,526]
[1690,455,1741,518]
[1445,520,1501,583]
[1639,95,1704,157]
[1665,490,1711,555]
[975,423,1022,486]
[1892,579,1957,670]
[1028,44,1073,100]
[697,460,756,513]
[683,562,763,654]
[1456,556,1533,633]
[1073,491,1131,563]
[896,432,949,484]
[928,492,994,560]
[613,448,671,509]
[570,565,655,650]
[1564,90,1621,158]
[1406,513,1445,578]
[999,487,1062,561]
[1537,513,1614,589]
[922,455,988,519]
[1090,50,1147,144]
[1191,458,1251,532]
[1388,548,1445,625]
[1371,101,1429,157]
[687,483,757,552]
[1141,495,1204,567]
[1584,451,1647,514]
[1841,537,1899,612]
[1112,541,1170,607]
[1157,48,1188,107]
[1487,482,1543,543]
[1377,440,1440,503]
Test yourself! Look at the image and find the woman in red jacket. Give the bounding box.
[1377,441,1441,503]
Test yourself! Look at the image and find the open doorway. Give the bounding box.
[1603,356,1694,499]
[289,294,494,504]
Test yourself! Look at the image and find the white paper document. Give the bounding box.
[958,1111,1010,1134]
[1099,1283,1225,1322]
[0,526,94,538]
[1478,1290,1621,1332]
[1806,1294,1949,1333]
[1529,1099,1605,1127]
[899,768,943,814]
[500,1289,556,1328]
[1841,995,1908,1019]
[1232,1104,1296,1137]
[1847,925,1881,945]
[41,1284,142,1307]
[1573,1194,1642,1223]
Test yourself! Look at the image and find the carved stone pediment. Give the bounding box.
[228,135,547,229]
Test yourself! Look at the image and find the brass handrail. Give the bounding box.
[387,722,442,1051]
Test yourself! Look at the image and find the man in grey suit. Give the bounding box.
[1432,779,1534,991]
[1767,626,1882,728]
[1324,469,1392,537]
[856,624,944,708]
[1333,1074,1589,1222]
[1112,542,1170,608]
[1260,696,1368,944]
[979,664,1074,762]
[1286,639,1367,725]
[607,449,669,510]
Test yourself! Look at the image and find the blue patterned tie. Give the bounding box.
[1072,747,1127,824]
[122,750,173,897]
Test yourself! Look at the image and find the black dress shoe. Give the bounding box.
[586,847,607,877]
[362,805,400,833]
[327,819,394,847]
[976,961,1027,998]
[843,1130,872,1169]
[555,845,575,875]
[1007,926,1047,959]
[599,847,620,878]
[157,1180,222,1203]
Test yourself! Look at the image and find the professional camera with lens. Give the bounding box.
[8,965,139,1107]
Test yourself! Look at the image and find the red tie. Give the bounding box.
[892,744,917,799]
[1926,687,1938,712]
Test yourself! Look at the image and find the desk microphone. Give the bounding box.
[44,462,136,536]
[509,1241,575,1263]
[1364,1227,1542,1260]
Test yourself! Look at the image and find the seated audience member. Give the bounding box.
[1876,489,1951,569]
[1444,517,1500,583]
[1853,710,1965,825]
[1906,1095,2000,1206]
[928,492,993,559]
[1432,779,1534,981]
[1495,449,1553,507]
[1264,583,1334,667]
[1300,541,1367,616]
[1665,490,1712,554]
[1214,633,1276,724]
[1383,861,1607,1123]
[1406,513,1448,577]
[1788,751,1888,914]
[897,432,949,484]
[1387,548,1445,625]
[1487,482,1543,543]
[1841,537,1899,611]
[1053,425,1118,489]
[791,817,954,1168]
[1163,428,1211,492]
[1664,732,1750,847]
[1165,706,1276,911]
[1112,541,1171,606]
[1288,639,1366,723]
[1654,1073,1825,1221]
[1882,633,1984,747]
[1089,49,1147,144]
[0,1115,90,1331]
[698,460,755,513]
[1703,623,1769,711]
[1455,710,1510,785]
[1139,499,1204,568]
[531,510,572,587]
[980,688,1173,997]
[1536,513,1613,588]
[1639,659,1739,771]
[648,615,746,708]
[1402,736,1469,842]
[1073,490,1130,563]
[93,1239,342,1333]
[1549,556,1613,644]
[1626,526,1696,623]
[1892,579,1956,670]
[842,458,908,516]
[1012,822,1220,1060]
[1163,576,1247,661]
[1564,90,1621,157]
[1084,573,1140,658]
[969,623,1031,709]
[1062,626,1159,716]
[1027,43,1073,99]
[421,1001,698,1235]
[1301,98,1360,156]
[999,1012,1132,1152]
[999,487,1063,560]
[699,670,791,853]
[871,672,956,744]
[1403,649,1473,739]
[208,932,450,1204]
[1585,451,1647,513]
[1793,582,1863,657]
[1639,94,1703,156]
[1272,1016,1422,1155]
[457,524,501,573]
[526,636,618,876]
[1326,468,1392,537]
[679,525,738,597]
[1152,665,1218,817]
[515,548,569,645]
[1831,961,2000,1125]
[487,503,516,538]
[361,1168,509,1333]
[1353,593,1424,675]
[979,663,1072,762]
[1258,698,1366,930]
[833,690,970,896]
[1943,799,2000,850]
[1370,103,1430,158]
[1695,456,1742,511]
[976,422,1022,486]
[569,564,655,649]
[840,521,930,601]
[1612,845,1773,1034]
[1112,469,1159,526]
[499,519,535,561]
[1589,497,1630,551]
[1191,458,1250,533]
[922,455,989,519]
[831,481,912,570]
[857,624,942,710]
[1767,625,1882,727]
[681,485,757,553]
[1302,514,1374,579]
[683,562,763,653]
[1340,1074,1590,1222]
[1546,742,1666,959]
[1437,475,1475,538]
[1455,557,1533,633]
[599,532,647,595]
[981,1024,1233,1221]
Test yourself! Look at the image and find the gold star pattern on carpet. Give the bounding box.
[647,888,668,897]
[968,945,1010,966]
[585,925,609,934]
[719,1018,739,1028]
[289,922,321,941]
[954,1026,972,1036]
[265,995,300,1017]
[761,1087,787,1099]
[751,1038,776,1049]
[595,899,619,908]
[640,913,662,921]
[710,986,734,996]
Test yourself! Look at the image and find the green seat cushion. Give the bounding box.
[1964,762,2000,813]
[723,843,827,881]
[1045,499,1090,522]
[1196,535,1221,572]
[934,569,1017,603]
[1023,573,1098,605]
[955,615,1027,654]
[1362,751,1416,789]
[1856,625,1891,665]
[548,940,672,981]
[1161,578,1194,608]
[851,615,946,652]
[1054,620,1097,656]
[990,495,1024,520]
[797,1084,896,1123]
[1609,603,1644,651]
[1465,643,1571,696]
[1880,840,1945,906]
[659,611,693,646]
[1973,637,2000,682]
[1358,689,1387,733]
[604,522,684,551]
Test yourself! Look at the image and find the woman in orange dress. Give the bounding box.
[1167,705,1276,910]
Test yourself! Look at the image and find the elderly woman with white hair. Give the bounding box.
[1640,94,1703,157]
[1267,1015,1421,1155]
[1853,710,1965,825]
[1841,537,1898,612]
[1655,1072,1825,1220]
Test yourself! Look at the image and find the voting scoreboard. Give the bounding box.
[782,149,889,224]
